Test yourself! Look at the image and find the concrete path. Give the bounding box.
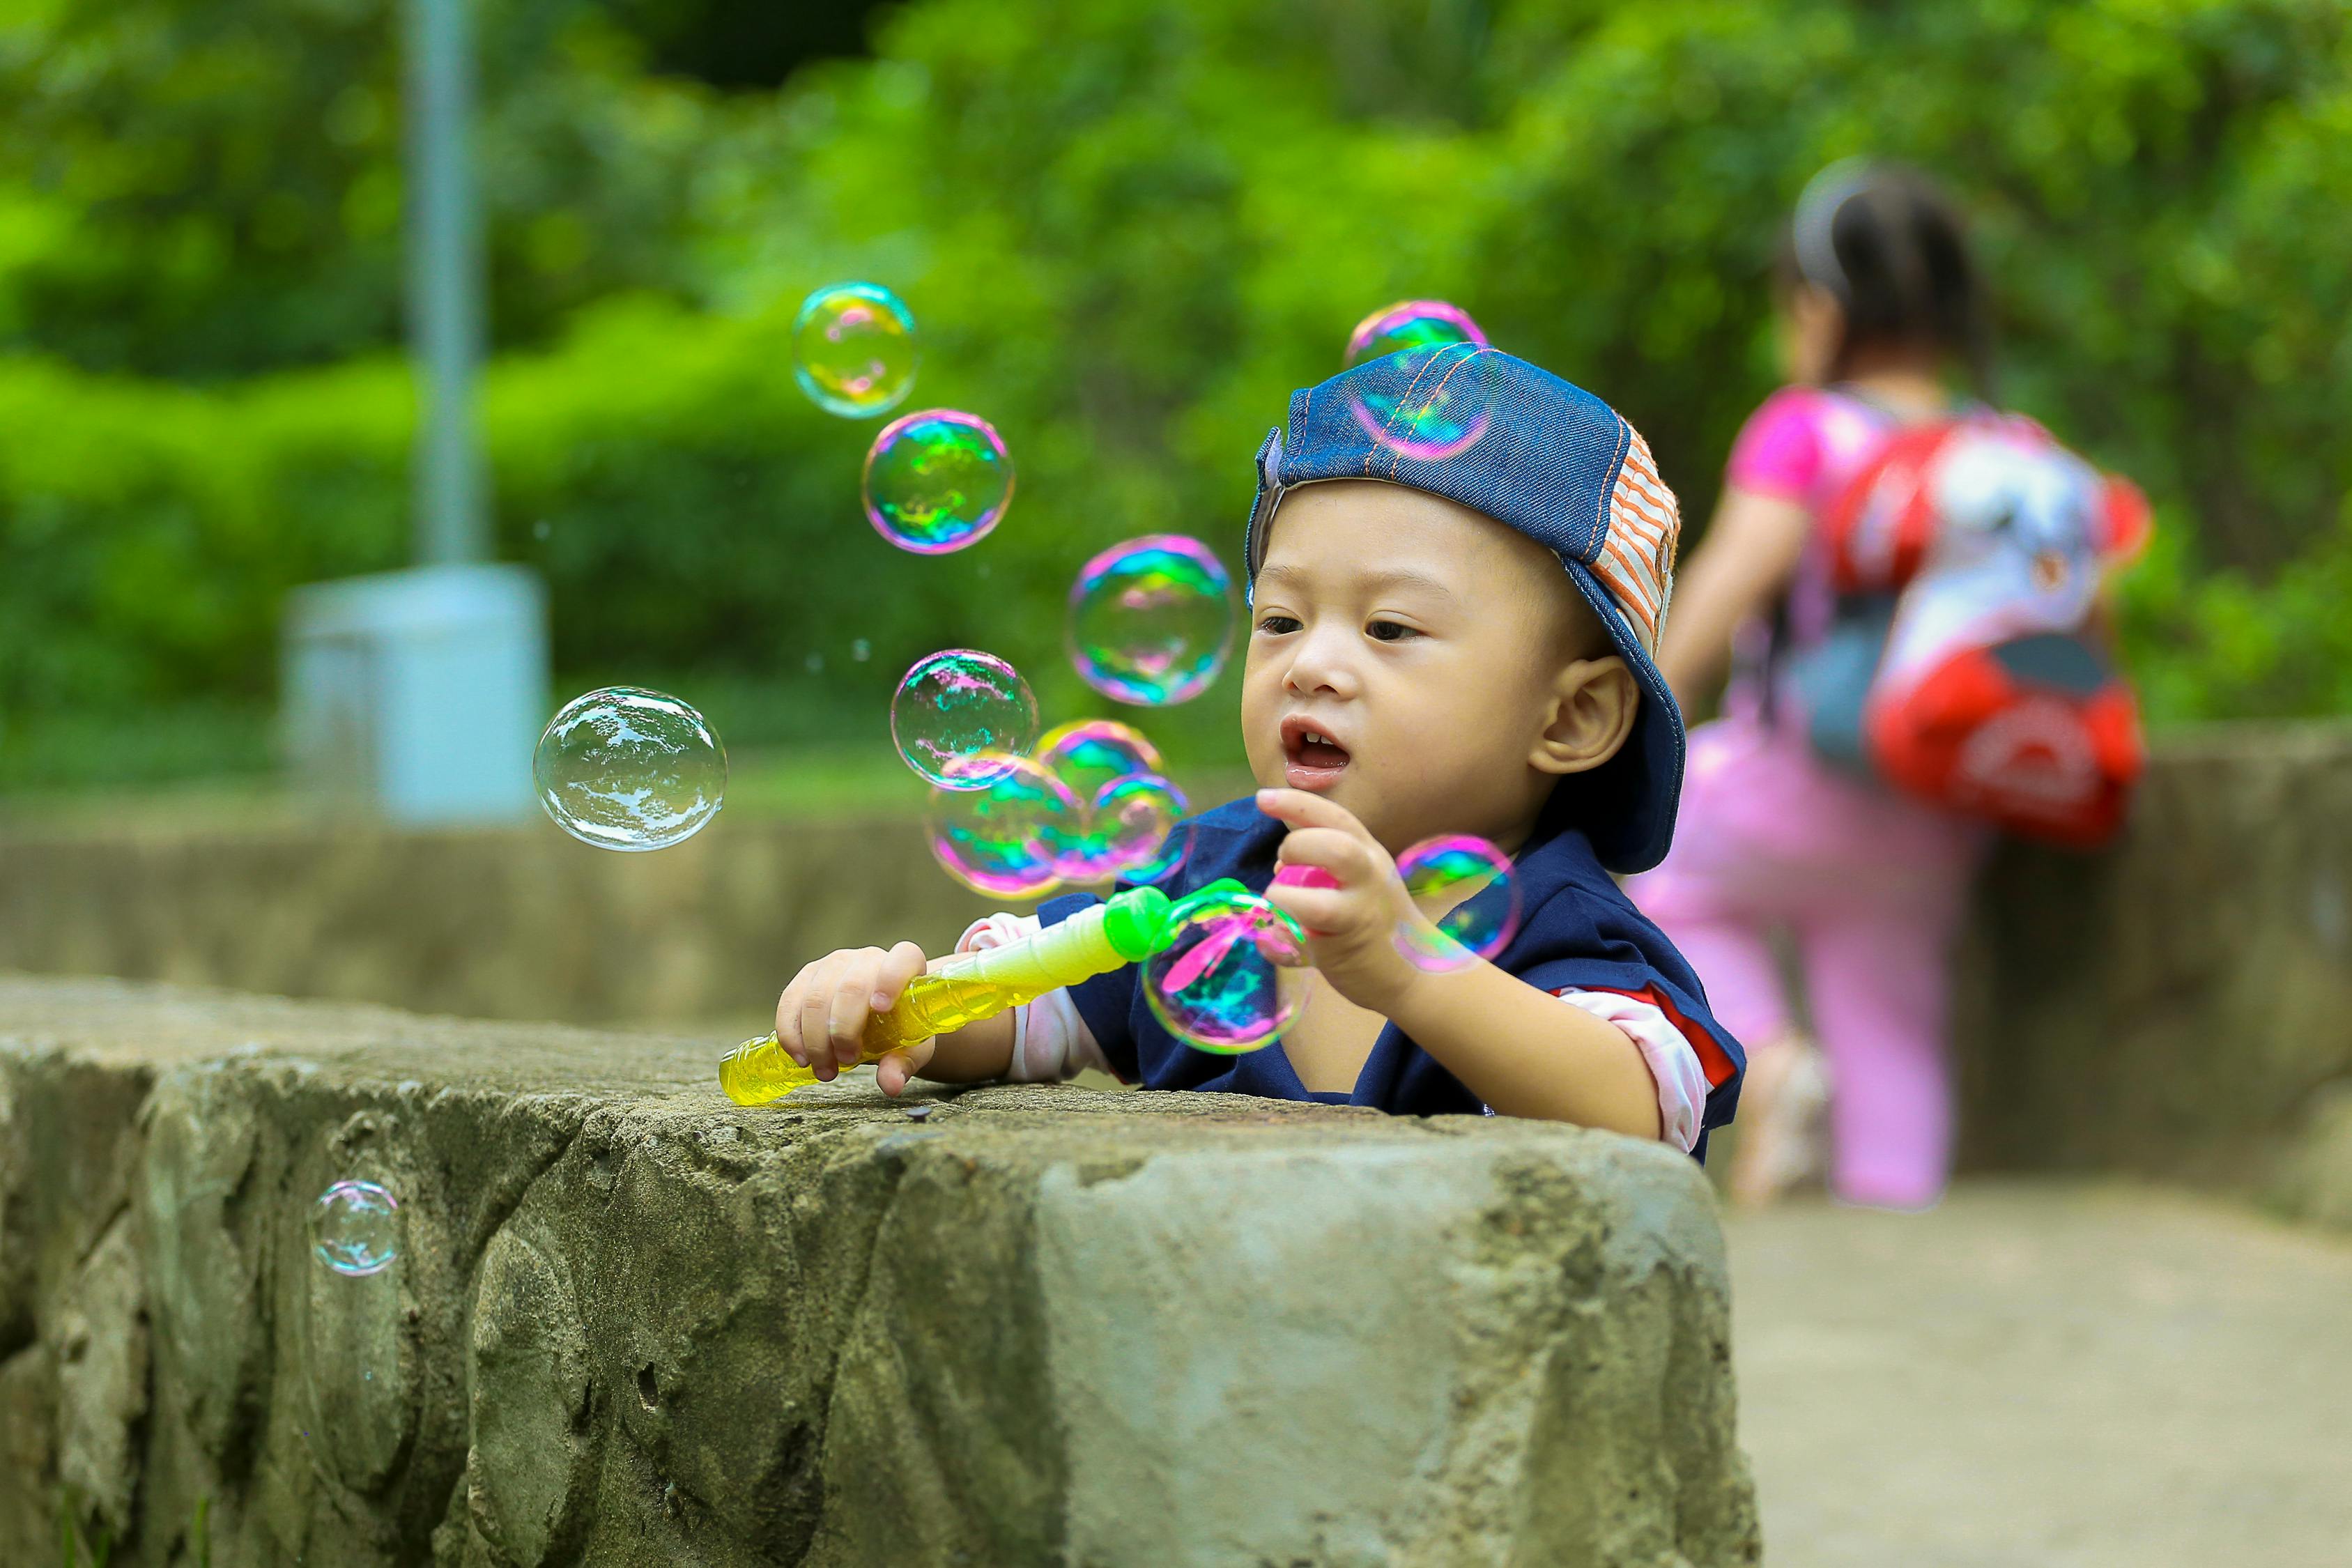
[1724,1181,2352,1567]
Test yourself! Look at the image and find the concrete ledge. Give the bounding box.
[1952,721,2352,1227]
[0,976,1759,1567]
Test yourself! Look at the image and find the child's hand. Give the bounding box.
[1256,788,1439,1016]
[773,941,934,1096]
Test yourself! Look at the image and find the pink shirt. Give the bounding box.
[1720,385,1903,713]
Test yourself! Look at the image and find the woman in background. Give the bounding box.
[1634,163,1990,1209]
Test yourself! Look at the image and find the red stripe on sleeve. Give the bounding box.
[1574,984,1742,1090]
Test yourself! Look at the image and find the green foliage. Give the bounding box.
[3,0,2351,791]
[0,0,723,374]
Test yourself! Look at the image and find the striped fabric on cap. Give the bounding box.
[1593,426,1679,654]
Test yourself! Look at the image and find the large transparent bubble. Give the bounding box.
[1066,535,1237,706]
[535,687,727,852]
[1393,833,1521,972]
[891,650,1039,790]
[925,752,1076,900]
[1342,298,1488,368]
[312,1180,401,1277]
[1144,887,1310,1054]
[863,408,1014,554]
[792,282,918,418]
[1346,341,1501,463]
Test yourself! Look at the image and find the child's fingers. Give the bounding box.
[873,1036,937,1097]
[823,949,897,1070]
[871,941,928,1010]
[1256,787,1373,837]
[775,961,833,1065]
[1275,827,1381,883]
[1264,880,1354,937]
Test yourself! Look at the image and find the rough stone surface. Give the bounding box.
[4,729,2349,1231]
[1951,722,2352,1226]
[0,976,1758,1567]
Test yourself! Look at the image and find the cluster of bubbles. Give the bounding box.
[535,687,728,852]
[533,281,1510,1067]
[1066,535,1238,706]
[312,1180,401,1277]
[917,716,1191,900]
[1393,834,1521,971]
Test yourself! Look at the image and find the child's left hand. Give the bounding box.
[1256,788,1447,1015]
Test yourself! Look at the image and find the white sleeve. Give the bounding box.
[952,914,1112,1082]
[1546,988,1709,1154]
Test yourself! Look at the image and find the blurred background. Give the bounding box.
[3,2,2351,1562]
[3,0,2350,806]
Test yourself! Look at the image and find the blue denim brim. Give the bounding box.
[1243,347,1685,873]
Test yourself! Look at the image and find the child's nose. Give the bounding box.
[1282,622,1360,698]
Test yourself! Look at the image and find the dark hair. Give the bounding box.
[1776,161,1991,392]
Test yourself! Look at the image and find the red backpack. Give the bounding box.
[1804,413,2152,847]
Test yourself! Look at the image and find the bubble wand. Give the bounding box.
[721,882,1245,1106]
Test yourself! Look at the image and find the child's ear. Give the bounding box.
[1531,656,1639,776]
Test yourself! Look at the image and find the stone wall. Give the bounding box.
[0,976,1759,1567]
[1951,723,2352,1227]
[2,724,2348,1224]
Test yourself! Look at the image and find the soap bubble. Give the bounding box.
[892,650,1039,790]
[925,752,1075,899]
[312,1181,400,1277]
[1144,887,1310,1054]
[535,688,727,852]
[1346,341,1500,463]
[1343,299,1488,368]
[1036,719,1165,804]
[1092,773,1190,884]
[863,409,1014,554]
[792,282,918,418]
[1066,535,1237,706]
[1393,834,1520,971]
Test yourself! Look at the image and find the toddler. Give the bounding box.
[775,348,1744,1156]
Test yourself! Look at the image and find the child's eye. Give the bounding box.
[1256,614,1302,636]
[1366,619,1420,643]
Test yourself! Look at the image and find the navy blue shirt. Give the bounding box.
[1039,797,1746,1161]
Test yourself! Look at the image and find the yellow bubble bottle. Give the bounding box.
[718,885,1172,1107]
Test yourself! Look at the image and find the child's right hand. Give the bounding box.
[774,941,933,1095]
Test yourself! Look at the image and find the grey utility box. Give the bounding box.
[283,564,547,824]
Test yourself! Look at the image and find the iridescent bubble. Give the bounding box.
[1066,535,1237,706]
[891,650,1039,790]
[1393,834,1521,972]
[1343,298,1488,368]
[925,752,1076,899]
[1093,773,1190,883]
[1346,341,1501,463]
[312,1181,400,1277]
[792,282,918,418]
[1036,718,1166,804]
[862,409,1014,554]
[1144,887,1310,1054]
[535,687,727,852]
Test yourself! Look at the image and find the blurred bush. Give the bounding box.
[3,0,2350,788]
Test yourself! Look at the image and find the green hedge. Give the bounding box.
[5,0,2352,792]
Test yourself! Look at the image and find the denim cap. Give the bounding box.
[1243,344,1686,873]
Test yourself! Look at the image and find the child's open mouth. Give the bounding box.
[1279,715,1353,792]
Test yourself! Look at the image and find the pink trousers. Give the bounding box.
[1628,716,1984,1208]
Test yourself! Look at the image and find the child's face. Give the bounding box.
[1242,480,1638,854]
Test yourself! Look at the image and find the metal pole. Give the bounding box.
[404,0,486,565]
